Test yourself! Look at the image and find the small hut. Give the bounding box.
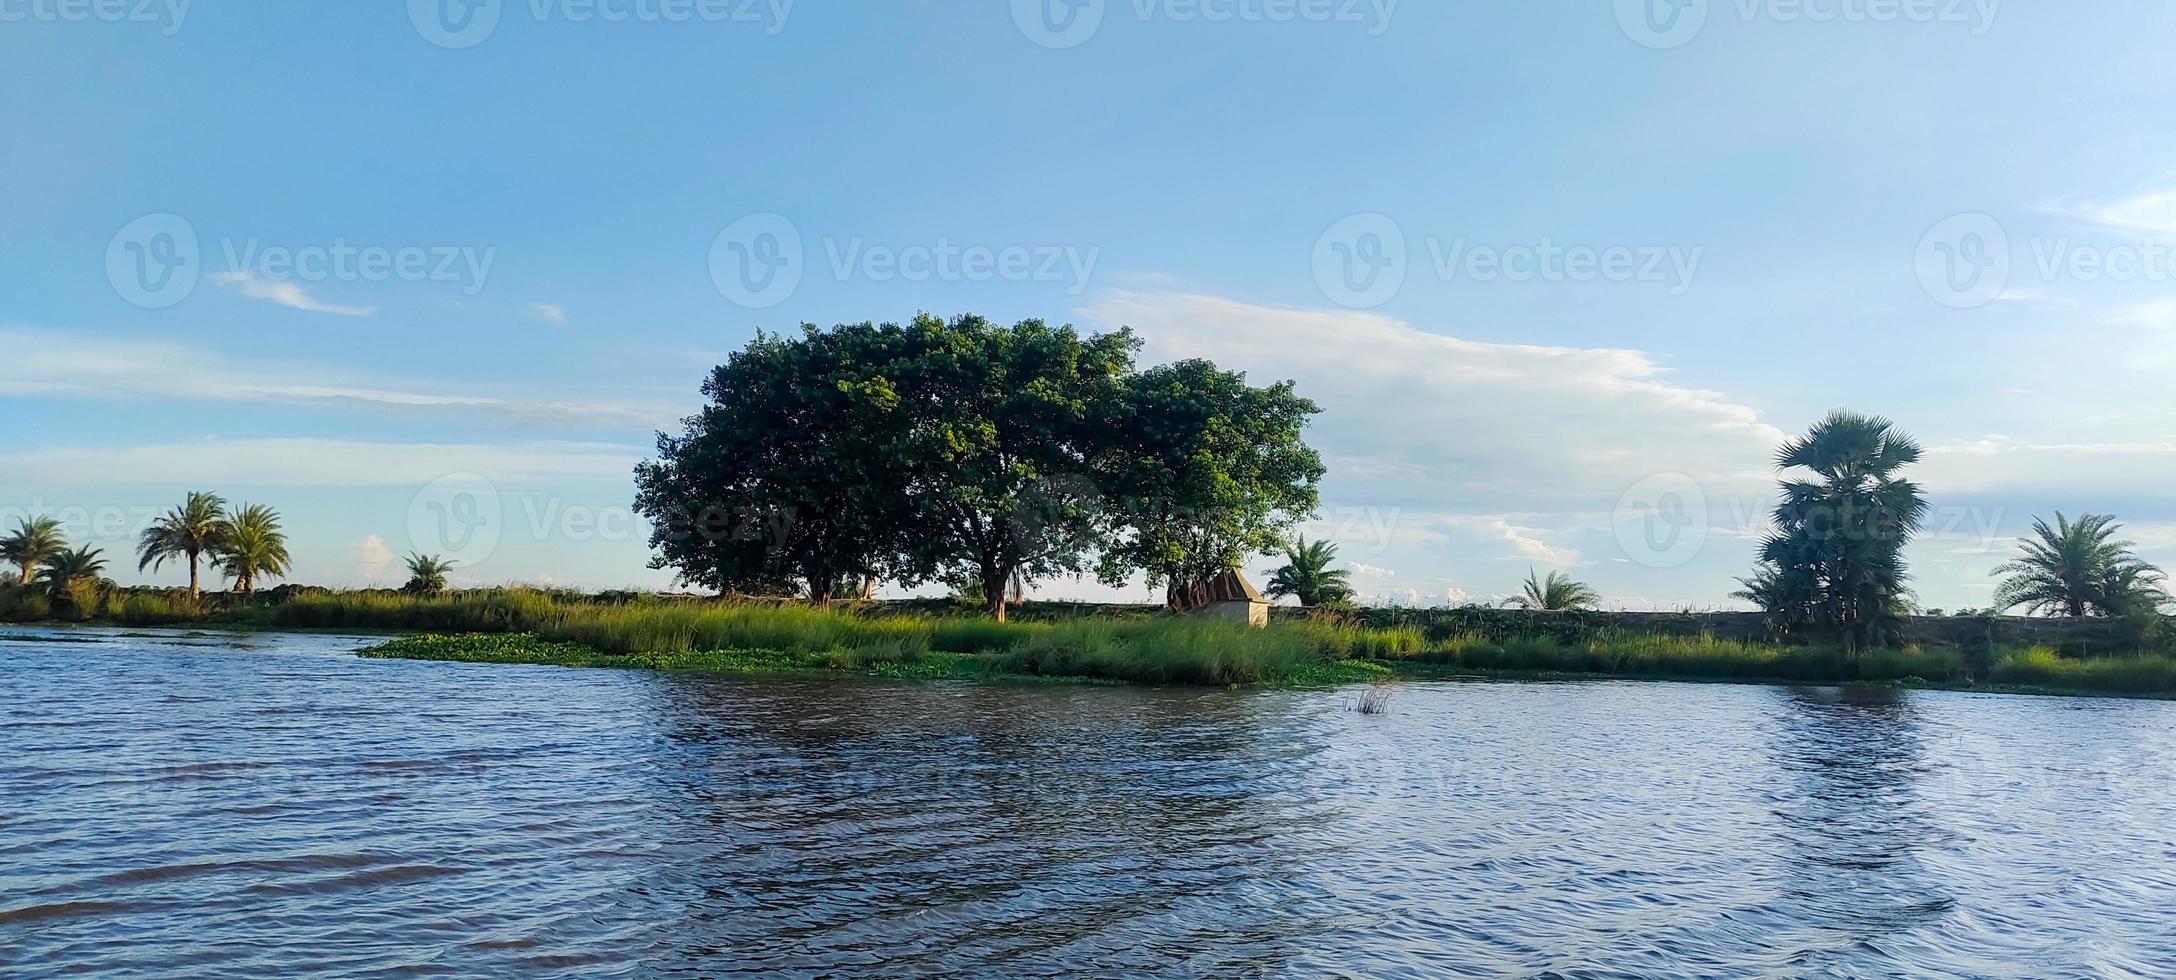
[1170,569,1269,628]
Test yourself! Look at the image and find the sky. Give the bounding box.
[6,0,2176,610]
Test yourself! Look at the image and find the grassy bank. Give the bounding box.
[9,585,2174,696]
[360,631,1392,686]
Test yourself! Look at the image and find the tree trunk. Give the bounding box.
[983,565,1009,622]
[187,551,200,599]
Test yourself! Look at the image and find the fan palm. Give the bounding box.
[1753,411,1929,654]
[214,504,292,594]
[1993,513,2166,617]
[136,491,228,598]
[1731,564,1817,630]
[1266,535,1354,607]
[1507,569,1601,611]
[36,546,108,597]
[402,553,454,595]
[2,517,67,586]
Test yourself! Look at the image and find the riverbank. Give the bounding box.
[357,626,2176,700]
[9,586,2174,697]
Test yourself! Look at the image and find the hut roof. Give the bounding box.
[1201,569,1265,604]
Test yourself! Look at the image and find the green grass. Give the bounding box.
[10,584,2175,696]
[1392,631,1967,685]
[1988,646,2176,697]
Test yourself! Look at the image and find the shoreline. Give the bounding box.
[351,631,2176,701]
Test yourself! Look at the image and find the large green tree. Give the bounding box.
[634,323,917,601]
[1745,411,1928,654]
[888,314,1137,621]
[1092,359,1323,605]
[136,491,228,598]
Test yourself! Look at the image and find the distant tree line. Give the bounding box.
[634,314,1325,620]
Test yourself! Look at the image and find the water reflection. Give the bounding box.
[1760,686,1963,970]
[4,630,2175,976]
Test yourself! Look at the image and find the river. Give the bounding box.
[3,627,2173,977]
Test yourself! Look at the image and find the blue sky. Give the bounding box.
[6,1,2176,609]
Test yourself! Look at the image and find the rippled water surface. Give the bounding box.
[5,627,2175,977]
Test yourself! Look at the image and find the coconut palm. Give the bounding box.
[1266,535,1354,607]
[213,504,291,594]
[1993,513,2167,617]
[1507,569,1601,611]
[402,553,453,595]
[2,517,67,586]
[1750,411,1929,654]
[36,546,108,597]
[136,491,228,598]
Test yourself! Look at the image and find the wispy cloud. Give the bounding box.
[0,438,642,488]
[0,326,671,430]
[214,272,378,317]
[2081,186,2176,236]
[529,303,569,326]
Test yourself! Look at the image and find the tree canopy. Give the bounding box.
[635,314,1324,619]
[1741,411,1928,652]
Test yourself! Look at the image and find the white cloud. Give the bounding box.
[0,438,641,488]
[1081,290,1784,518]
[1921,435,2176,499]
[214,272,378,317]
[356,534,396,582]
[0,327,670,429]
[1461,516,1584,567]
[1348,561,1395,578]
[2083,186,2176,236]
[529,303,569,326]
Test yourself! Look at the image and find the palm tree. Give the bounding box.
[402,553,453,595]
[1731,564,1816,630]
[214,504,291,594]
[136,491,228,598]
[1507,569,1601,611]
[36,546,108,598]
[1749,411,1929,654]
[2,517,67,586]
[1266,535,1354,607]
[1993,513,2167,617]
